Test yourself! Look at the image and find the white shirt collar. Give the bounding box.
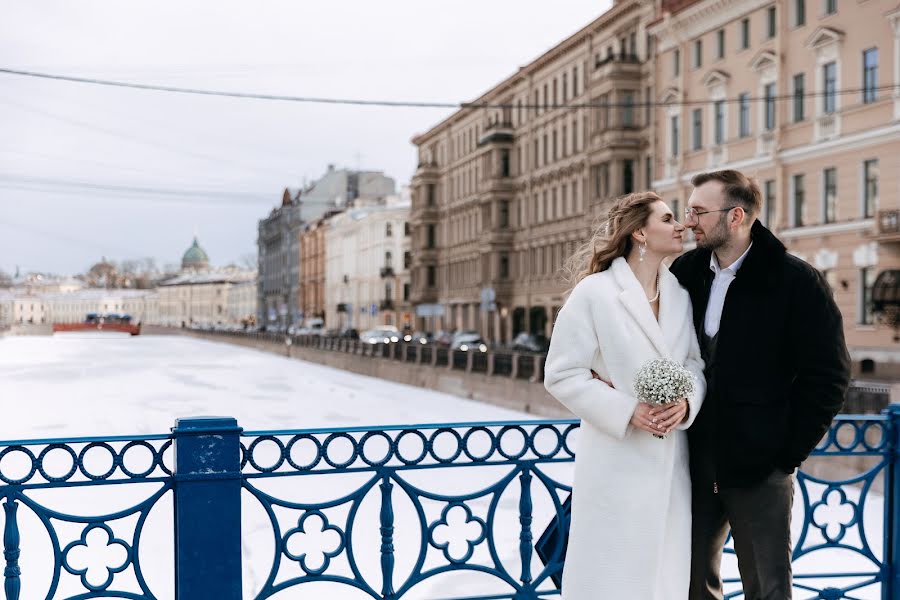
[709,243,753,275]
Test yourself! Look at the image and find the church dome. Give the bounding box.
[181,237,210,271]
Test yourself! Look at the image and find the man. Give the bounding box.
[669,170,851,600]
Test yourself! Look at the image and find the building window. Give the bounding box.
[740,18,750,50]
[386,222,393,237]
[764,179,776,227]
[403,251,411,269]
[765,83,776,130]
[645,156,652,187]
[793,74,805,122]
[499,200,510,229]
[863,48,878,104]
[825,0,837,15]
[714,101,725,145]
[573,66,579,96]
[622,91,635,126]
[795,0,806,26]
[426,184,436,206]
[692,108,703,150]
[552,131,558,162]
[670,115,680,156]
[739,93,751,137]
[543,134,548,165]
[623,160,635,195]
[859,267,874,324]
[693,40,702,69]
[499,252,510,279]
[426,266,436,288]
[823,167,837,223]
[766,7,777,38]
[671,199,680,222]
[673,49,681,76]
[385,251,393,268]
[716,29,725,59]
[792,173,805,227]
[864,159,879,218]
[403,283,410,301]
[404,222,411,236]
[500,149,510,177]
[426,224,436,248]
[823,62,836,114]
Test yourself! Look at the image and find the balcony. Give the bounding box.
[379,299,395,311]
[478,122,514,146]
[380,266,395,279]
[415,161,439,177]
[876,210,900,243]
[593,53,642,82]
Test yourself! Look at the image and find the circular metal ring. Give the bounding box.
[77,442,119,481]
[395,429,429,466]
[246,436,287,473]
[428,428,463,464]
[285,434,323,472]
[37,443,79,483]
[496,425,529,461]
[462,426,497,462]
[359,430,394,467]
[322,432,359,469]
[0,445,38,485]
[118,441,160,479]
[529,424,564,460]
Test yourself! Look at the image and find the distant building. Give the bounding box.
[325,194,412,332]
[181,238,211,271]
[157,269,256,328]
[299,211,340,327]
[257,166,396,330]
[44,289,158,324]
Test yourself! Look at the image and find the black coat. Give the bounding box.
[670,221,851,490]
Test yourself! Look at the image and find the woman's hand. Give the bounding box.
[630,403,666,435]
[648,399,689,434]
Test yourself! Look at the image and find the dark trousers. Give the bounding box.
[689,469,794,600]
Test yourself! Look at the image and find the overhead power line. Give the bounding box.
[2,67,898,109]
[0,175,337,205]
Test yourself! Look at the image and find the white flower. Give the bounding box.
[633,358,694,406]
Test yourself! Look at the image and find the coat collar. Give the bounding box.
[610,257,676,359]
[675,220,786,289]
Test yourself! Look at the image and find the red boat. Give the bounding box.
[53,313,141,336]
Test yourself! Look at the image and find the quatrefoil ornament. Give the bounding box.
[429,503,487,564]
[283,510,345,575]
[811,487,858,544]
[62,523,131,591]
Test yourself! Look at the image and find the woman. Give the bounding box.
[544,191,706,599]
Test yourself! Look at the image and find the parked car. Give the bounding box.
[360,327,400,344]
[339,327,359,340]
[404,331,432,344]
[451,333,488,353]
[511,332,549,353]
[433,330,454,346]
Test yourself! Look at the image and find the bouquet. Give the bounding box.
[633,358,695,439]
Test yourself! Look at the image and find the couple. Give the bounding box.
[543,169,851,599]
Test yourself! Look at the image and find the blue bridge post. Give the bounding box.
[172,417,243,600]
[885,405,900,600]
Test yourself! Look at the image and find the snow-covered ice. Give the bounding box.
[0,334,886,599]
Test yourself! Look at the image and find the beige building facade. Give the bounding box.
[650,0,900,376]
[325,198,413,332]
[410,0,656,343]
[410,0,900,375]
[157,270,256,328]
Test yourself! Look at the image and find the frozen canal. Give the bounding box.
[0,334,530,438]
[0,334,886,599]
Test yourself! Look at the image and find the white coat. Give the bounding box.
[543,257,706,600]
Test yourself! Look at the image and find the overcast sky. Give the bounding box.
[0,1,609,276]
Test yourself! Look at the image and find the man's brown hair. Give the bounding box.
[691,169,762,217]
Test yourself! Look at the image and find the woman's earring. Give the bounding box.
[639,242,646,262]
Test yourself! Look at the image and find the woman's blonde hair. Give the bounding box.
[563,191,663,286]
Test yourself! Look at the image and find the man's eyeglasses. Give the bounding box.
[684,206,738,221]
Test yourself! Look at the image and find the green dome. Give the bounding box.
[182,237,210,270]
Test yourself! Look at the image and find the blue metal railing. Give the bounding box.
[0,410,896,599]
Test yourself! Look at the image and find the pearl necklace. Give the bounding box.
[648,272,660,303]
